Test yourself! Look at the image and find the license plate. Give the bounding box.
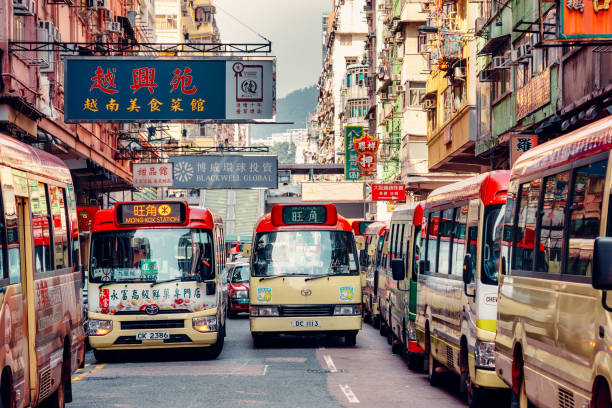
[291,320,321,328]
[136,332,170,340]
[235,299,249,303]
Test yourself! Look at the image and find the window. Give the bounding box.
[4,188,20,284]
[376,233,385,267]
[49,186,69,269]
[536,172,569,273]
[155,15,177,30]
[422,213,439,274]
[412,226,422,280]
[501,181,518,275]
[340,35,353,46]
[418,33,427,53]
[31,181,53,273]
[466,200,480,281]
[443,87,452,123]
[513,180,541,271]
[67,186,80,269]
[408,82,426,107]
[451,206,467,276]
[194,7,212,23]
[427,105,437,133]
[567,160,607,276]
[390,224,397,259]
[399,224,406,258]
[438,208,453,274]
[482,205,505,284]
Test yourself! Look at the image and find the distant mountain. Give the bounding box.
[251,84,317,140]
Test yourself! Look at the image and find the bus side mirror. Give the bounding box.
[206,281,216,296]
[243,243,252,258]
[391,258,405,281]
[194,243,214,282]
[419,259,429,275]
[463,254,475,299]
[368,244,376,257]
[356,236,365,251]
[593,237,612,312]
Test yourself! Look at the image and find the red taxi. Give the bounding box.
[226,262,250,318]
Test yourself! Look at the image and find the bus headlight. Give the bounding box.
[88,319,112,336]
[407,321,417,340]
[333,304,362,316]
[474,340,496,368]
[231,290,249,299]
[250,306,279,317]
[192,316,218,332]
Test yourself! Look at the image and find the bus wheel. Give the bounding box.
[47,360,66,408]
[592,378,611,408]
[0,369,12,408]
[510,357,534,408]
[425,333,441,387]
[202,324,225,360]
[252,333,265,348]
[344,331,357,347]
[407,352,422,372]
[379,314,387,336]
[461,345,485,408]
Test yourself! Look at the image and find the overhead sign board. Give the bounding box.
[64,57,276,122]
[116,201,187,225]
[560,0,612,39]
[133,163,173,187]
[372,184,406,201]
[168,155,278,189]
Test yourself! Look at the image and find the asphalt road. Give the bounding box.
[70,317,472,408]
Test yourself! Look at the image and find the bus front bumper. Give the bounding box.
[250,315,362,334]
[475,367,509,389]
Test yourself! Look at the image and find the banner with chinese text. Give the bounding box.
[133,163,173,187]
[64,57,276,122]
[345,126,363,181]
[168,155,278,189]
[372,184,406,201]
[510,135,538,165]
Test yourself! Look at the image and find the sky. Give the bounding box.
[215,0,332,99]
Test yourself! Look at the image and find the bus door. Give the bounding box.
[465,199,480,315]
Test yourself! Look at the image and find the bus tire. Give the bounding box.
[47,359,66,408]
[461,342,485,408]
[0,368,12,408]
[252,333,265,348]
[425,332,442,387]
[510,355,534,408]
[379,316,387,336]
[344,331,357,347]
[407,352,423,372]
[592,377,612,408]
[202,324,225,360]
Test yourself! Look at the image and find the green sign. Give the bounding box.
[345,126,363,181]
[281,206,327,225]
[140,259,159,280]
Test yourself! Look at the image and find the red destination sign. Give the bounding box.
[372,184,406,201]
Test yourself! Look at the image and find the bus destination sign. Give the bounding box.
[116,202,187,225]
[282,206,327,225]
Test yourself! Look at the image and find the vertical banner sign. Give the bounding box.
[345,126,363,181]
[510,135,538,165]
[64,57,276,122]
[133,163,173,187]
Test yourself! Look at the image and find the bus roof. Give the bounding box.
[364,221,388,236]
[254,204,352,233]
[512,116,612,180]
[0,131,72,184]
[425,170,510,209]
[390,202,424,226]
[91,202,222,232]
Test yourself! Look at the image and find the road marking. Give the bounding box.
[263,365,268,376]
[72,363,106,382]
[323,354,337,373]
[339,384,360,403]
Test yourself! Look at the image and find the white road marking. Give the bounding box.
[339,384,360,403]
[323,354,337,373]
[263,364,269,376]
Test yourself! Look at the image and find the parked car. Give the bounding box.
[226,262,250,318]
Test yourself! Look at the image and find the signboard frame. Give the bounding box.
[133,163,173,188]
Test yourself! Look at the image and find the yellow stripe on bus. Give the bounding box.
[476,319,496,332]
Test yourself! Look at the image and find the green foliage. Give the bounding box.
[269,142,296,164]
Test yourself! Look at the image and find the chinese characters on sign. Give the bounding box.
[510,134,538,165]
[64,57,276,122]
[353,133,380,173]
[516,68,550,120]
[561,0,612,38]
[371,184,406,201]
[168,155,278,189]
[133,163,173,187]
[345,126,363,181]
[116,202,186,225]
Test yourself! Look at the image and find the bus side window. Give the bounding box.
[30,181,53,273]
[3,182,20,284]
[411,225,421,281]
[67,185,80,270]
[536,172,569,274]
[49,186,69,269]
[566,160,607,276]
[438,208,453,275]
[452,206,467,276]
[501,181,519,275]
[514,180,541,271]
[428,212,440,274]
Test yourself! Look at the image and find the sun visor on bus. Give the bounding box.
[114,201,189,226]
[271,204,338,227]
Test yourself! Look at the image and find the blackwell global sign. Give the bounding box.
[64,57,276,122]
[168,155,278,189]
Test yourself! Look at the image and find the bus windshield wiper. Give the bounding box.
[304,274,329,281]
[150,278,182,287]
[98,282,119,289]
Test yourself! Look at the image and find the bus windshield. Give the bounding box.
[252,230,358,277]
[89,228,213,284]
[482,205,505,285]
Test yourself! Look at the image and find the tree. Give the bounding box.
[269,142,296,164]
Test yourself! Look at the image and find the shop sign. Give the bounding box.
[345,126,363,181]
[354,133,380,174]
[372,184,406,201]
[64,57,276,122]
[516,68,550,120]
[560,0,612,39]
[77,206,99,232]
[168,155,278,189]
[133,163,173,187]
[510,134,539,165]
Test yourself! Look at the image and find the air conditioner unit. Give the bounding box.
[454,66,466,79]
[474,17,485,34]
[106,21,122,33]
[492,56,508,69]
[13,0,34,16]
[478,69,497,82]
[38,20,55,73]
[424,99,435,110]
[517,44,533,60]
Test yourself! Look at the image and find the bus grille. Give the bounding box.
[279,305,333,317]
[558,388,574,408]
[121,320,184,330]
[114,334,192,345]
[38,368,52,401]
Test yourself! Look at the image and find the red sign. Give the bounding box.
[353,133,380,154]
[372,184,406,201]
[78,206,99,232]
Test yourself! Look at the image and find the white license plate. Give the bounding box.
[136,332,170,340]
[291,320,321,328]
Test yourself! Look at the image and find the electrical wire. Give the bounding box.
[215,4,271,44]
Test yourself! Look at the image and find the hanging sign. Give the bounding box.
[560,0,612,39]
[345,126,363,181]
[372,184,406,201]
[133,163,173,187]
[353,133,380,174]
[64,57,276,122]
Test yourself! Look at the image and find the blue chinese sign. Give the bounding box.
[64,57,276,122]
[168,155,278,189]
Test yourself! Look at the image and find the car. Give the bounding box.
[225,262,250,318]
